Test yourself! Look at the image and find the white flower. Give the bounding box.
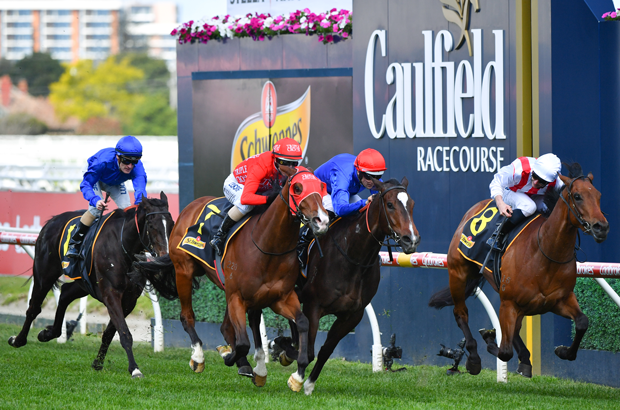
[301,22,308,29]
[264,17,274,26]
[300,16,307,23]
[339,20,347,29]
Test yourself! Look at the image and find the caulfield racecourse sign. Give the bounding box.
[364,4,507,173]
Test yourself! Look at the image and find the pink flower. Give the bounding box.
[170,28,178,35]
[325,34,333,43]
[320,20,331,28]
[318,34,324,42]
[612,11,618,18]
[342,32,349,38]
[333,23,339,32]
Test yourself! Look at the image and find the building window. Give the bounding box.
[7,35,32,40]
[86,35,110,40]
[46,22,72,28]
[86,47,110,52]
[48,47,72,52]
[7,10,32,16]
[46,35,72,40]
[46,10,71,16]
[131,6,152,14]
[7,22,32,28]
[86,10,111,15]
[86,22,111,28]
[8,47,32,52]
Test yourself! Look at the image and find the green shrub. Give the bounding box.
[0,113,47,135]
[573,278,620,352]
[160,277,336,332]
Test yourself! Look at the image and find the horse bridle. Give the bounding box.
[121,209,172,258]
[251,171,321,256]
[537,176,591,264]
[331,184,409,267]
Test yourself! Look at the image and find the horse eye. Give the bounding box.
[387,202,394,209]
[574,193,582,201]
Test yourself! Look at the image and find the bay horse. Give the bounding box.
[273,177,420,395]
[429,163,609,376]
[8,192,174,378]
[132,166,330,391]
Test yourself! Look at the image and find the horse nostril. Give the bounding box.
[401,235,413,246]
[594,222,609,234]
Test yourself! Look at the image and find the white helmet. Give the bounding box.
[532,153,561,183]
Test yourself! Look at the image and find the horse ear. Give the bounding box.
[373,177,385,192]
[400,176,409,189]
[588,172,594,182]
[559,174,570,185]
[160,191,168,202]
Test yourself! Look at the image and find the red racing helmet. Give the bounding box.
[272,138,303,161]
[354,148,386,176]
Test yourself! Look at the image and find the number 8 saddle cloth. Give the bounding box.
[458,199,541,275]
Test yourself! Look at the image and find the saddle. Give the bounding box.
[457,199,541,287]
[176,197,251,287]
[60,211,117,299]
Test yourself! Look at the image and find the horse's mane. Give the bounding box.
[543,162,584,216]
[338,178,403,223]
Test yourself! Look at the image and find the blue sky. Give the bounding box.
[175,0,226,23]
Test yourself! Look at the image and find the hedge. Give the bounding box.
[573,278,620,352]
[160,277,336,332]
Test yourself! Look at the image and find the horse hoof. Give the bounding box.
[252,372,267,387]
[131,369,144,379]
[238,365,253,377]
[287,373,303,392]
[465,357,481,375]
[478,328,496,344]
[554,345,575,361]
[517,363,532,378]
[92,360,104,371]
[190,359,205,373]
[216,345,232,358]
[8,336,20,347]
[279,351,294,367]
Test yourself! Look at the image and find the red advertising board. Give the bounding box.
[0,191,180,276]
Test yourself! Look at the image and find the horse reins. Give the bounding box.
[251,171,321,256]
[537,176,591,264]
[121,209,171,258]
[331,184,408,267]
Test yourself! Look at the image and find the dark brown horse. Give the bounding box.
[133,166,329,391]
[8,193,173,378]
[429,163,609,376]
[274,177,420,395]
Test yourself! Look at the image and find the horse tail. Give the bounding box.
[428,277,484,309]
[130,254,179,300]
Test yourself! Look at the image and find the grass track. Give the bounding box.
[1,323,619,409]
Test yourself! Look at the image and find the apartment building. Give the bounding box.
[0,1,177,67]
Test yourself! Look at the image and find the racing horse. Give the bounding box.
[8,192,174,378]
[132,166,330,391]
[429,163,609,376]
[273,177,420,395]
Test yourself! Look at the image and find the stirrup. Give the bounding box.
[210,236,224,256]
[66,246,83,259]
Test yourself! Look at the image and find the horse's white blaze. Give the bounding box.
[397,192,417,240]
[253,348,267,377]
[191,342,204,363]
[162,218,170,253]
[304,379,316,395]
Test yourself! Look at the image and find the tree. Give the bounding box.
[11,53,64,96]
[49,57,144,124]
[115,52,171,99]
[124,93,177,136]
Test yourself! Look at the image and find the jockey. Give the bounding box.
[66,135,147,259]
[209,137,303,256]
[486,153,564,250]
[297,148,386,268]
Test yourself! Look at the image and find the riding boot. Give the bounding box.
[66,221,90,259]
[296,225,315,270]
[210,213,237,256]
[486,209,526,251]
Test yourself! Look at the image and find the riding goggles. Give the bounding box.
[360,171,383,181]
[120,156,140,165]
[532,172,549,187]
[275,158,300,168]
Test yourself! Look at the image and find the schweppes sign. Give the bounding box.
[230,85,311,172]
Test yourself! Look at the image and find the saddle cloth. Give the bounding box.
[60,211,117,292]
[176,197,251,275]
[457,199,541,274]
